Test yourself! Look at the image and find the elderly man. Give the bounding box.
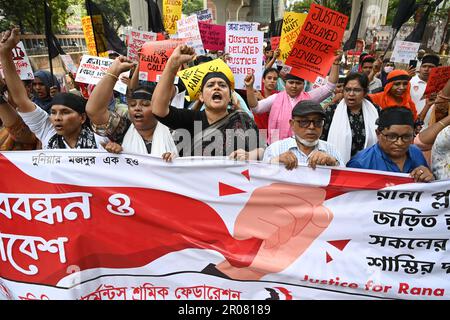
[410,54,440,124]
[347,107,433,182]
[263,100,343,170]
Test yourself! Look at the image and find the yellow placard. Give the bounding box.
[279,12,307,62]
[81,16,108,57]
[177,59,235,101]
[163,0,183,35]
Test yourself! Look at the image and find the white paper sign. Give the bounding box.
[127,29,157,62]
[226,22,260,32]
[226,30,264,90]
[74,55,129,95]
[176,15,205,55]
[195,9,213,23]
[391,40,421,64]
[0,42,34,80]
[60,55,78,75]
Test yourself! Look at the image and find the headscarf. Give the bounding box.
[32,70,60,112]
[368,70,418,120]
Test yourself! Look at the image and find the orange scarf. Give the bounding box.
[369,70,417,120]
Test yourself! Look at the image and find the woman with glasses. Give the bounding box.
[321,73,380,164]
[347,107,433,182]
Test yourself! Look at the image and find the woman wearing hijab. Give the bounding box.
[151,45,262,157]
[32,70,60,112]
[0,27,108,149]
[86,57,178,156]
[368,69,418,120]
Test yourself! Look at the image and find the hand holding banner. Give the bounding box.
[284,4,348,83]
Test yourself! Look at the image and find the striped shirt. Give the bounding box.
[263,136,344,167]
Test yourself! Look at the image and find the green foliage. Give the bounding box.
[288,0,351,16]
[0,0,78,33]
[93,0,131,33]
[183,0,204,16]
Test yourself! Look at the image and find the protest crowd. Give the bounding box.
[1,2,450,183]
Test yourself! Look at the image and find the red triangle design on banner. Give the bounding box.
[241,169,250,181]
[327,239,351,251]
[219,182,246,196]
[326,252,333,264]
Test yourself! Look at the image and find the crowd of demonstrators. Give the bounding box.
[1,22,450,183]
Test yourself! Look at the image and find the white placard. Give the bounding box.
[226,30,264,90]
[0,42,34,80]
[176,14,205,55]
[391,40,421,64]
[127,29,157,62]
[74,55,129,95]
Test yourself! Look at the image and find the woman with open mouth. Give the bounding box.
[151,45,262,158]
[0,27,109,150]
[85,56,178,157]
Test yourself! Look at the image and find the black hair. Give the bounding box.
[344,72,369,93]
[263,68,279,79]
[193,55,213,66]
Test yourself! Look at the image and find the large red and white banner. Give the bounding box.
[0,150,449,300]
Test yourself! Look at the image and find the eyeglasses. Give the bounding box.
[343,87,364,94]
[293,119,325,128]
[381,133,414,142]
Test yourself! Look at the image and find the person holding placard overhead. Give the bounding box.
[151,45,263,158]
[0,27,109,150]
[86,56,178,157]
[244,51,342,144]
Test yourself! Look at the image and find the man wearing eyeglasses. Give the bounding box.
[262,100,343,170]
[347,107,434,182]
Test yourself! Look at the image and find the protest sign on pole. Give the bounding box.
[284,4,348,83]
[2,150,450,300]
[75,55,129,94]
[278,12,307,62]
[0,42,34,80]
[177,59,234,100]
[81,15,108,57]
[176,15,205,55]
[127,29,157,62]
[195,8,213,23]
[198,22,226,51]
[226,27,264,90]
[59,54,78,76]
[139,39,185,83]
[163,0,182,35]
[424,66,450,96]
[391,40,421,64]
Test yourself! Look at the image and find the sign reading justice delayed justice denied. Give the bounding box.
[285,4,348,83]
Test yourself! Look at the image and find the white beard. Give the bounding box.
[295,135,319,147]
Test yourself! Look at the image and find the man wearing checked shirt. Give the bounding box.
[263,100,344,170]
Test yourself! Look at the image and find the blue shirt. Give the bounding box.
[263,136,344,167]
[346,143,428,173]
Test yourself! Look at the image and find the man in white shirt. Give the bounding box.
[263,100,343,170]
[410,54,440,125]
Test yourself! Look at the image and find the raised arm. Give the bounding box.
[244,73,258,108]
[86,56,135,125]
[152,45,196,118]
[265,49,280,69]
[0,28,35,113]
